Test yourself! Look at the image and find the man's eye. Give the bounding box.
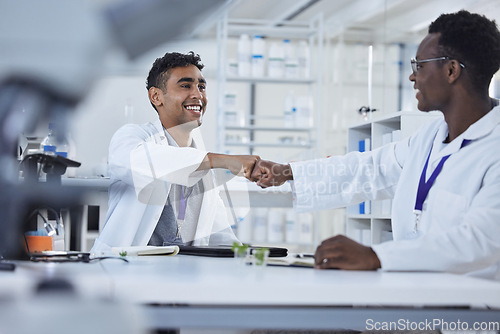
[199,85,206,90]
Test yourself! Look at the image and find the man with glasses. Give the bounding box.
[250,11,500,279]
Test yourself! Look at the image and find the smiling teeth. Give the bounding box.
[186,106,201,111]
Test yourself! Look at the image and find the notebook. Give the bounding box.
[111,245,179,256]
[177,245,288,258]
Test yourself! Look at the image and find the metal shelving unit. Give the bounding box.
[215,13,324,251]
[216,14,324,156]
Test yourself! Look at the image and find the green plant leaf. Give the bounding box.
[253,247,269,265]
[231,242,249,257]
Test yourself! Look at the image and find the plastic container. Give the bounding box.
[40,123,57,153]
[251,35,266,77]
[267,208,284,243]
[40,123,70,158]
[297,40,311,78]
[253,208,268,242]
[268,42,284,77]
[296,95,313,128]
[298,212,314,244]
[284,39,299,79]
[285,209,297,243]
[283,91,297,128]
[237,34,251,77]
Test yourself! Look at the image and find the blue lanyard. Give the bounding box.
[413,138,471,232]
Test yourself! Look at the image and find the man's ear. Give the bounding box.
[447,60,463,84]
[148,87,163,108]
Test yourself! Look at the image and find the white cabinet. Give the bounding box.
[345,111,442,246]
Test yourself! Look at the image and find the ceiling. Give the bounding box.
[216,0,500,44]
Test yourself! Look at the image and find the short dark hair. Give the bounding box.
[429,10,500,92]
[146,51,204,92]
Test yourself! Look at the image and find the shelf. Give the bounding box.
[346,112,442,246]
[347,214,391,220]
[225,126,313,132]
[216,14,324,248]
[226,76,315,84]
[225,142,312,148]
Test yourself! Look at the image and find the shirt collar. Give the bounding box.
[431,104,500,160]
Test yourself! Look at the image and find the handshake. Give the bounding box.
[207,154,293,188]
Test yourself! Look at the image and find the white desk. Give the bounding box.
[2,256,500,331]
[100,255,500,331]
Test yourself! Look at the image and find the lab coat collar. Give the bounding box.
[152,118,206,150]
[431,105,500,161]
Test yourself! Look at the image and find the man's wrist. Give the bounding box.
[282,163,293,181]
[206,152,223,169]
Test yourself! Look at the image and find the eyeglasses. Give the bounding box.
[410,56,465,74]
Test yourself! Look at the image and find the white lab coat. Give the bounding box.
[291,106,500,279]
[91,118,238,254]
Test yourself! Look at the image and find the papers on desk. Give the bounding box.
[111,245,179,256]
[267,255,315,268]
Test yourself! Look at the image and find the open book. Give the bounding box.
[111,245,179,256]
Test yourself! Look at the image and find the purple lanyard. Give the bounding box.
[413,138,471,221]
[178,187,188,221]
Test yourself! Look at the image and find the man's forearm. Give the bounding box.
[197,153,260,179]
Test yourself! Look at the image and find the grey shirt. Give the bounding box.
[148,130,204,246]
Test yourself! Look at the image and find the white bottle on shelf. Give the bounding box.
[283,90,297,128]
[298,212,314,244]
[285,209,297,243]
[251,35,266,77]
[297,40,311,78]
[268,42,284,78]
[237,34,251,77]
[236,208,252,243]
[253,208,268,242]
[284,39,298,79]
[226,58,238,77]
[267,208,284,243]
[296,95,313,128]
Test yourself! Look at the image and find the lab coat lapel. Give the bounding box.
[152,118,170,145]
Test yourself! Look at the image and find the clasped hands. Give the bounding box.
[230,156,293,188]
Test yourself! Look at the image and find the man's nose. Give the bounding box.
[191,86,203,99]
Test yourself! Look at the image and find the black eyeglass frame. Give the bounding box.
[410,56,466,74]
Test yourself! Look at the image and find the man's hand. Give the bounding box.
[314,235,381,270]
[201,153,260,180]
[223,154,261,179]
[250,160,293,188]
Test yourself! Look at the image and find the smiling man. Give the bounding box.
[91,52,260,253]
[250,11,500,279]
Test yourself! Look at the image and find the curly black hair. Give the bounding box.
[146,51,204,92]
[429,10,500,92]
